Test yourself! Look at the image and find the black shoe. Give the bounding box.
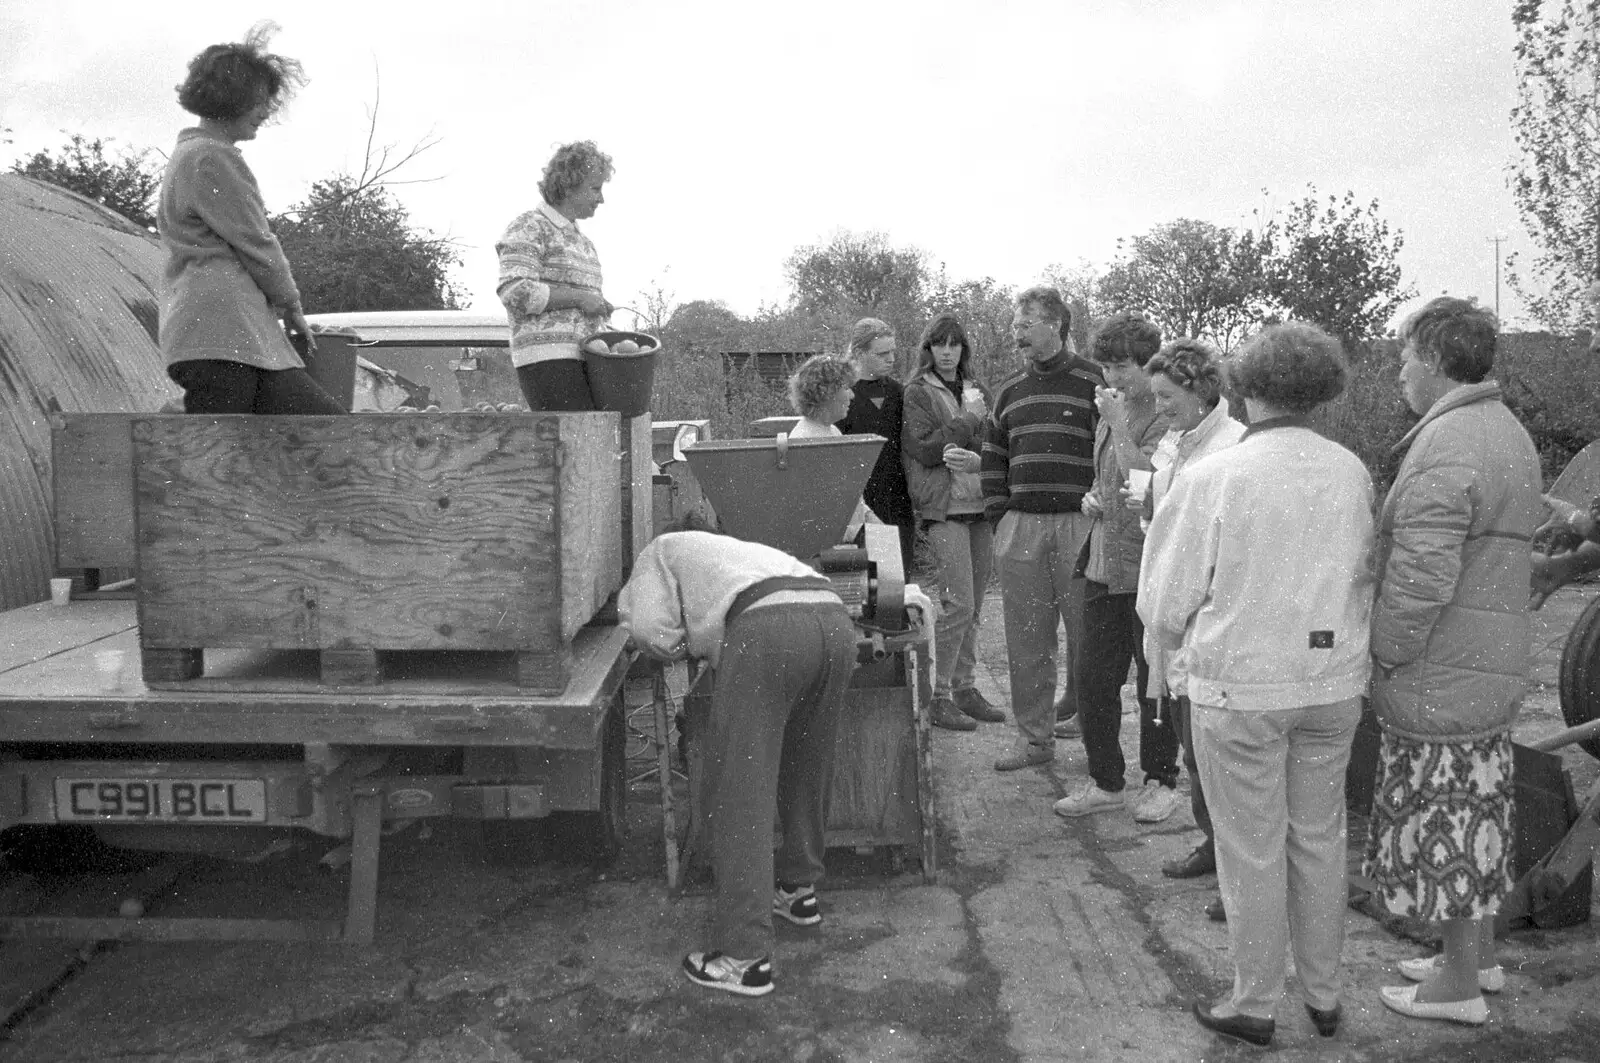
[1193,1001,1274,1047]
[1306,1002,1341,1037]
[1205,897,1227,922]
[1162,845,1217,879]
[953,687,1005,723]
[929,697,978,731]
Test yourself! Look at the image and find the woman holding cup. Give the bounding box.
[902,313,1004,732]
[1140,339,1245,904]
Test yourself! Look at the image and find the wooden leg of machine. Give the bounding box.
[343,784,383,945]
[910,645,938,884]
[654,663,681,890]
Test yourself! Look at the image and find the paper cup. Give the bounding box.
[93,649,126,693]
[1127,469,1153,504]
[49,578,72,606]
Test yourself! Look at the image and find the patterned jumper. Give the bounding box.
[494,200,605,368]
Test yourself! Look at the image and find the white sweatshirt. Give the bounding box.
[618,531,833,668]
[1137,423,1375,712]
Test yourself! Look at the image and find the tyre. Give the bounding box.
[1559,593,1600,761]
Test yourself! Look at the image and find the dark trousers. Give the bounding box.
[516,360,596,411]
[1077,580,1178,792]
[705,603,856,958]
[170,360,347,414]
[1168,694,1213,849]
[864,487,917,568]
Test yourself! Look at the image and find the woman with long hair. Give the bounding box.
[901,313,1004,732]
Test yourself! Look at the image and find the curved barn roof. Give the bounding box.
[0,174,177,610]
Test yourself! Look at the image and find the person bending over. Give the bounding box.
[619,518,856,997]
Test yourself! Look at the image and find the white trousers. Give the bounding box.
[1192,698,1362,1018]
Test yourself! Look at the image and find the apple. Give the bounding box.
[612,339,641,355]
[583,338,610,355]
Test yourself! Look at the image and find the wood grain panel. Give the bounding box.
[133,413,620,656]
[557,415,621,640]
[52,413,137,569]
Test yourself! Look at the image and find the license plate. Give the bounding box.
[54,778,267,824]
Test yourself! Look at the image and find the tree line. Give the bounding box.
[657,185,1412,397]
[7,127,462,315]
[9,0,1600,342]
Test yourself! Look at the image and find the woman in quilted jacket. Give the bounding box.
[1363,297,1543,1026]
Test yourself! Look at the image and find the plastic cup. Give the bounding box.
[49,578,72,606]
[1127,469,1153,504]
[93,649,126,693]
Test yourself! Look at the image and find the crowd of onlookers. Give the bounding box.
[774,290,1599,1044]
[147,26,1600,1025]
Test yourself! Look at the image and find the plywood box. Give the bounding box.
[52,412,138,571]
[132,413,622,692]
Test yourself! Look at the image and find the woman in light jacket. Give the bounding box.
[1363,297,1542,1026]
[1139,339,1245,892]
[158,23,344,414]
[1139,322,1373,1048]
[902,314,1002,732]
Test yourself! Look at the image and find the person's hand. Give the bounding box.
[1117,485,1145,513]
[1531,550,1570,609]
[284,306,317,355]
[1535,494,1590,554]
[1094,385,1127,424]
[577,291,609,316]
[942,445,980,473]
[1080,491,1104,519]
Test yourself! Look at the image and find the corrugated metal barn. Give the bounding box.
[0,174,177,610]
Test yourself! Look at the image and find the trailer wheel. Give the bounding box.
[1559,592,1600,761]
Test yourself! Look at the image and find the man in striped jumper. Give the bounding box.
[982,287,1104,771]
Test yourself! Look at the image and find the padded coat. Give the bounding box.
[1370,382,1542,741]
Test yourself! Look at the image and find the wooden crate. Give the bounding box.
[52,413,138,572]
[133,413,622,693]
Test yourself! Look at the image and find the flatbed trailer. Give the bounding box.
[0,597,631,945]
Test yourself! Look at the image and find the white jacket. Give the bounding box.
[1137,422,1375,712]
[618,532,832,668]
[1140,401,1247,699]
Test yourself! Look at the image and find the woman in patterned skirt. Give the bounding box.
[1364,296,1543,1025]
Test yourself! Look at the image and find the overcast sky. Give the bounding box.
[1,0,1533,328]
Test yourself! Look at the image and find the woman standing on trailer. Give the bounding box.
[495,141,615,411]
[158,22,344,414]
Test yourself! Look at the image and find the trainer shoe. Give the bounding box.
[929,696,977,731]
[773,884,822,926]
[953,687,1006,723]
[1398,955,1505,993]
[682,951,774,997]
[1052,715,1082,739]
[1053,780,1125,818]
[1131,781,1182,824]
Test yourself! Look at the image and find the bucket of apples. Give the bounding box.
[580,330,661,418]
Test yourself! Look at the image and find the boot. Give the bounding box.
[929,696,977,731]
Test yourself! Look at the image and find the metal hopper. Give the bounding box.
[682,434,884,559]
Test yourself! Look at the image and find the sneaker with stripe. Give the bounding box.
[682,951,773,996]
[774,883,822,926]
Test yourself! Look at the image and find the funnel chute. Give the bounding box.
[683,434,885,558]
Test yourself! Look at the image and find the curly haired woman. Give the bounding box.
[496,141,615,410]
[159,22,344,414]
